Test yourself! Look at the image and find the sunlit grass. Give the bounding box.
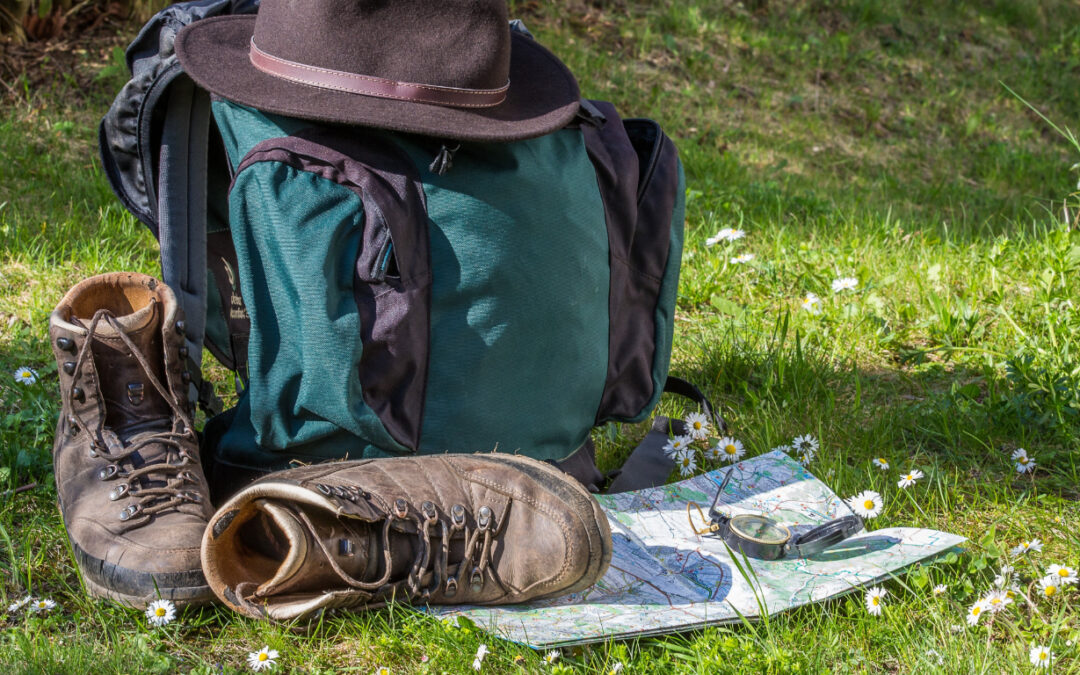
[1,1,1079,672]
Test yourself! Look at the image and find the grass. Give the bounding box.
[2,0,1080,672]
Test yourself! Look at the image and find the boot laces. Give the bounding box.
[68,307,203,528]
[236,498,498,614]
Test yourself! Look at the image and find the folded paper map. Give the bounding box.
[429,449,965,648]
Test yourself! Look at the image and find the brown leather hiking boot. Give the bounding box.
[201,454,612,620]
[50,272,214,607]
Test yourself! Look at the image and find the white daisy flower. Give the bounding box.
[932,584,947,596]
[1011,447,1028,461]
[608,664,624,675]
[872,457,889,470]
[13,367,37,385]
[846,490,883,519]
[1015,451,1036,474]
[779,442,809,464]
[966,599,989,625]
[6,595,32,613]
[247,646,279,672]
[715,437,745,463]
[801,293,821,315]
[375,667,391,675]
[684,412,710,441]
[705,444,724,463]
[544,650,559,665]
[1005,583,1024,604]
[831,276,858,293]
[706,227,746,245]
[897,469,924,488]
[663,435,693,459]
[1010,538,1042,556]
[999,563,1015,576]
[145,599,176,626]
[30,598,56,613]
[473,644,489,671]
[791,434,819,454]
[1038,576,1062,598]
[1029,645,1053,669]
[983,590,1012,613]
[730,253,755,264]
[993,574,1007,588]
[864,586,887,616]
[1047,564,1078,585]
[676,449,698,477]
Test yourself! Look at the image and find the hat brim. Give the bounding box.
[175,15,581,143]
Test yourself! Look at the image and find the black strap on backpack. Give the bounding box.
[99,0,259,415]
[553,376,727,494]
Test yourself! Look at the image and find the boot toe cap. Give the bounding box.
[68,515,209,606]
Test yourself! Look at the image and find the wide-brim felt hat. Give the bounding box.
[174,0,581,143]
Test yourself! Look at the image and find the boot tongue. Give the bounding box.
[254,501,379,598]
[77,299,172,430]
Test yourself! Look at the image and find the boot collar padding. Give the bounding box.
[51,271,179,337]
[202,482,365,613]
[253,500,309,596]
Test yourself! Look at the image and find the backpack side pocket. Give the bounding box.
[584,101,684,424]
[224,129,431,462]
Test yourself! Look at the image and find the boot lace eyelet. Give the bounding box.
[477,505,493,529]
[118,504,140,521]
[444,577,458,597]
[470,567,484,593]
[393,498,409,518]
[98,464,119,481]
[421,501,437,520]
[108,484,129,501]
[316,484,333,496]
[338,539,355,557]
[450,504,466,526]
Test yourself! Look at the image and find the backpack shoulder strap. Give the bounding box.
[99,0,258,414]
[156,75,215,411]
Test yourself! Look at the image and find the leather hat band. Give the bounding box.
[249,39,509,109]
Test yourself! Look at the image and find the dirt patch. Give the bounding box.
[0,6,131,106]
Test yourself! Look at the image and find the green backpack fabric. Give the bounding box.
[205,97,685,475]
[98,2,692,492]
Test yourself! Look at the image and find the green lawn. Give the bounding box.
[2,0,1080,672]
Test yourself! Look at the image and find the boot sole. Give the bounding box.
[71,539,214,609]
[473,454,613,600]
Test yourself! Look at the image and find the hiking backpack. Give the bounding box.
[99,0,724,494]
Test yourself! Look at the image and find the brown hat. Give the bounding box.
[174,0,581,142]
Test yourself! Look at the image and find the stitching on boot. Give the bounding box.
[447,458,576,592]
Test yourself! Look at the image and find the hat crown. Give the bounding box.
[252,0,511,92]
